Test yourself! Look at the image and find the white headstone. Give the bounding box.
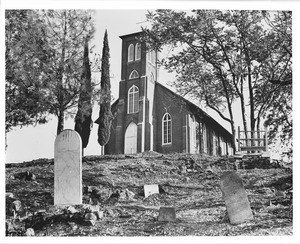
[144,184,159,198]
[54,129,82,205]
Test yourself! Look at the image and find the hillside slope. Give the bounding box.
[5,154,292,236]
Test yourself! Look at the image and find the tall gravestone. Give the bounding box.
[54,129,82,205]
[220,171,253,224]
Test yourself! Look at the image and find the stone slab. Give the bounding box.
[144,184,159,198]
[220,171,253,224]
[158,207,176,222]
[54,129,82,205]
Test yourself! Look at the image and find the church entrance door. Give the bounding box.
[124,122,137,154]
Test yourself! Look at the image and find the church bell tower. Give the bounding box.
[114,31,158,154]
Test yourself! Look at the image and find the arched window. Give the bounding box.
[128,85,139,114]
[129,70,139,79]
[135,43,141,60]
[162,113,172,144]
[128,44,134,62]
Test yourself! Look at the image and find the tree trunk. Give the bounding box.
[57,109,64,135]
[247,69,255,131]
[56,11,67,136]
[228,105,236,153]
[239,88,248,143]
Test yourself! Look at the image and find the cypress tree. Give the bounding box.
[97,30,113,146]
[74,36,93,150]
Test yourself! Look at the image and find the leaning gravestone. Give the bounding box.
[220,171,253,224]
[54,129,82,205]
[144,184,159,198]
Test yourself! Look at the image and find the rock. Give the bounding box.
[68,222,78,231]
[14,171,36,181]
[117,189,135,201]
[25,228,35,236]
[104,208,117,218]
[179,164,187,174]
[11,200,22,217]
[85,212,97,221]
[6,192,14,198]
[84,205,104,219]
[6,220,14,234]
[66,206,77,214]
[85,186,112,204]
[84,213,97,226]
[125,189,135,201]
[275,190,286,198]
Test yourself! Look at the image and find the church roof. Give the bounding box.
[119,31,144,39]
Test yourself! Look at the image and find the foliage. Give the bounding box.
[5,10,51,132]
[5,10,95,135]
[74,37,93,149]
[144,10,292,155]
[264,85,292,159]
[97,30,113,146]
[41,10,95,135]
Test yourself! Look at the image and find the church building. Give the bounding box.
[95,31,234,156]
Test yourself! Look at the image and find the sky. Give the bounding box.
[2,1,299,164]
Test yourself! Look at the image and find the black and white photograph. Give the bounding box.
[1,0,298,243]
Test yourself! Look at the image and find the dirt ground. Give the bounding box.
[5,153,293,236]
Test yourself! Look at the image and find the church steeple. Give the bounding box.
[117,31,157,153]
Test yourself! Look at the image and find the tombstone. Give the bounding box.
[144,184,159,198]
[220,171,253,224]
[158,207,176,222]
[54,129,82,205]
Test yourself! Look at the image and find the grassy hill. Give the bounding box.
[5,153,292,236]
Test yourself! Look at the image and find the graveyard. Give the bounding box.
[5,152,292,236]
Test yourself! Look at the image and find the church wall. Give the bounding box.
[154,85,188,153]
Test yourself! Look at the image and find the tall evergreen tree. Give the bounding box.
[97,30,113,147]
[74,37,93,150]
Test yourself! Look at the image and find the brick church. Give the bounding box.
[95,31,234,156]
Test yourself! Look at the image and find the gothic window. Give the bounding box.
[128,44,134,62]
[129,70,139,79]
[162,113,172,144]
[135,43,141,60]
[128,85,139,114]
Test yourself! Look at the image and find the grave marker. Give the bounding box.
[54,129,82,205]
[144,184,159,198]
[220,171,253,224]
[158,207,176,222]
